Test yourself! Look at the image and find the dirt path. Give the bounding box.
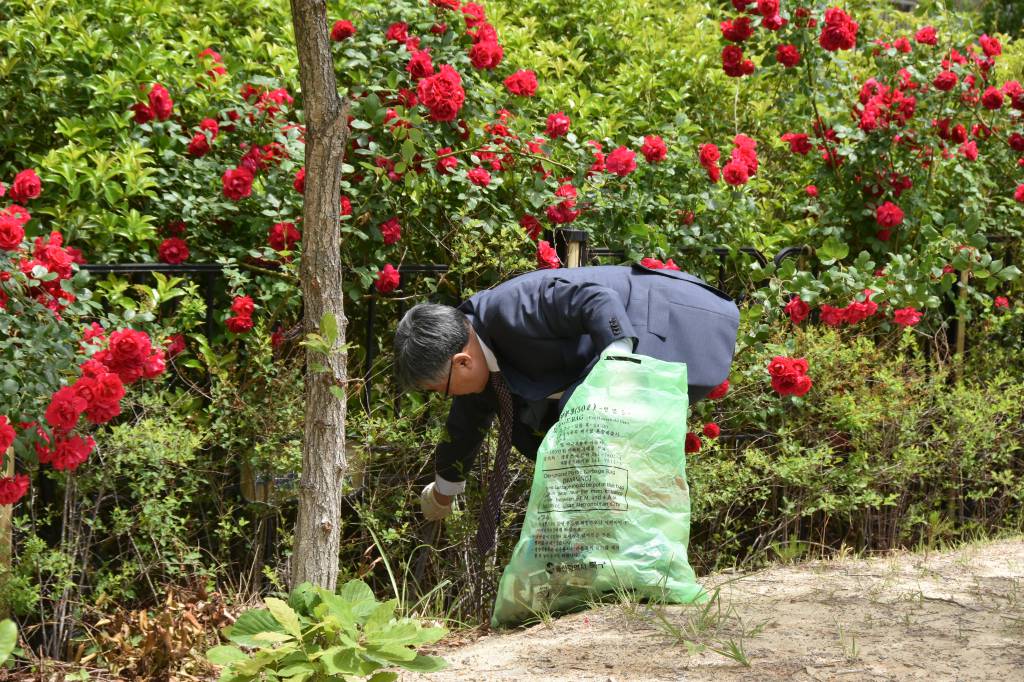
[404,538,1024,681]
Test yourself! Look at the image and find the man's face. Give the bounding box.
[424,334,491,396]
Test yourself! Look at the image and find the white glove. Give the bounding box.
[420,482,453,521]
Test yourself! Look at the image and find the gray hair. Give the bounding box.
[394,303,470,390]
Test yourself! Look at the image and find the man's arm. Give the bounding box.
[532,276,638,351]
[433,387,498,496]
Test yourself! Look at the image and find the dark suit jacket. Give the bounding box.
[435,264,740,486]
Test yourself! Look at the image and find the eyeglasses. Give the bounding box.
[444,359,454,397]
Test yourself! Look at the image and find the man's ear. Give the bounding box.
[452,351,473,370]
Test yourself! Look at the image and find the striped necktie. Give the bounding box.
[475,371,514,556]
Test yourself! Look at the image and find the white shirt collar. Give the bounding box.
[476,335,500,373]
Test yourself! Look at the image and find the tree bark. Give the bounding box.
[289,0,349,590]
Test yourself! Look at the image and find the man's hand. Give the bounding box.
[420,482,453,521]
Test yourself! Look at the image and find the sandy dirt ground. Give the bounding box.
[404,538,1024,682]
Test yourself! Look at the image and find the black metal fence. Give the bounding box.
[81,239,818,410]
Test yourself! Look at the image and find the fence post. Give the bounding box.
[0,447,12,617]
[557,229,588,268]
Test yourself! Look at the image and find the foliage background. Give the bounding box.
[1,0,1023,674]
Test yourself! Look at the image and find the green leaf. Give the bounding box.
[337,580,379,622]
[367,672,399,682]
[265,598,303,640]
[817,237,849,264]
[320,312,338,346]
[321,646,367,675]
[0,620,17,666]
[225,609,287,647]
[206,645,249,666]
[398,654,448,673]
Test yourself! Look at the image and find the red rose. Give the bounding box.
[933,70,958,91]
[0,215,25,251]
[340,195,352,216]
[702,423,721,439]
[756,0,779,16]
[640,135,667,163]
[230,295,255,317]
[981,86,1004,110]
[546,200,580,224]
[685,432,702,454]
[606,146,637,176]
[158,237,189,264]
[148,83,174,121]
[222,167,255,201]
[268,222,301,251]
[762,14,786,31]
[83,373,126,424]
[1015,184,1024,202]
[294,167,305,194]
[698,143,721,168]
[731,134,758,174]
[720,17,754,43]
[784,296,810,323]
[0,474,29,506]
[142,350,166,379]
[707,379,730,400]
[0,415,15,452]
[805,185,818,197]
[845,297,878,324]
[406,49,434,80]
[469,40,503,70]
[374,264,400,294]
[416,65,466,122]
[776,44,801,68]
[545,112,571,138]
[165,334,186,358]
[45,386,87,434]
[819,304,848,326]
[722,159,750,186]
[915,26,937,45]
[435,147,459,174]
[9,169,42,203]
[331,20,356,41]
[520,215,543,241]
[959,140,978,161]
[83,319,106,342]
[200,117,219,137]
[819,7,859,52]
[467,167,491,187]
[379,217,402,245]
[893,307,923,326]
[431,0,460,10]
[187,132,211,157]
[768,356,812,397]
[431,23,448,35]
[50,435,95,471]
[721,45,744,75]
[640,257,680,271]
[503,70,538,97]
[994,296,1010,309]
[385,22,408,42]
[950,124,968,143]
[876,201,904,228]
[979,34,1001,57]
[130,102,153,124]
[462,3,486,27]
[537,240,560,269]
[226,316,253,333]
[197,47,222,62]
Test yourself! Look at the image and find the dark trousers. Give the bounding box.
[511,397,561,462]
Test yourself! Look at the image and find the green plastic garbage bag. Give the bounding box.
[492,351,705,627]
